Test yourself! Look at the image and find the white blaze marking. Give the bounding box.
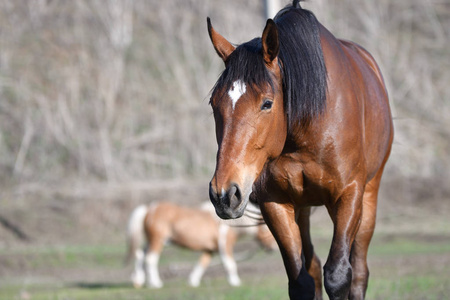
[228,80,247,110]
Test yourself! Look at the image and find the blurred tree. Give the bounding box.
[0,0,448,201]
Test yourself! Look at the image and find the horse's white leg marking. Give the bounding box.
[228,80,247,111]
[131,248,146,288]
[189,251,213,287]
[188,262,205,287]
[145,251,163,288]
[218,224,241,286]
[127,204,148,288]
[222,255,241,286]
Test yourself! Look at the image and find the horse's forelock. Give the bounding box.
[211,4,327,131]
[211,39,274,100]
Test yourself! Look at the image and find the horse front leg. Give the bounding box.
[260,201,315,300]
[324,182,364,300]
[298,208,323,300]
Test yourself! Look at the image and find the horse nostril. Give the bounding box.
[230,183,241,202]
[209,182,245,219]
[227,183,242,207]
[228,184,237,201]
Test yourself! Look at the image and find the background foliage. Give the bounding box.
[0,0,449,241]
[0,0,449,187]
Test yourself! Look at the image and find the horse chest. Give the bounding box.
[267,155,340,206]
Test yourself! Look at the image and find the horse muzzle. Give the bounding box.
[209,182,246,219]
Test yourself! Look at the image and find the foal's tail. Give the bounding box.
[124,204,148,265]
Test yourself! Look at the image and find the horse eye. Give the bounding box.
[261,100,273,111]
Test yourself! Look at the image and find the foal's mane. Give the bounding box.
[212,0,327,129]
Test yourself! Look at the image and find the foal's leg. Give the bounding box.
[349,173,383,299]
[260,201,315,300]
[145,236,164,288]
[218,224,241,286]
[131,247,146,288]
[298,208,323,300]
[188,251,212,287]
[324,182,364,300]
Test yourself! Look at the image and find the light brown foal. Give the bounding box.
[126,201,276,288]
[207,1,393,299]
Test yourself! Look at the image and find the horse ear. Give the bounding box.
[262,19,279,65]
[207,17,235,63]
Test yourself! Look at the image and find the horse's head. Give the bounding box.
[207,18,287,219]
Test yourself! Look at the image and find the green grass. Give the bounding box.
[1,235,449,300]
[0,279,288,300]
[367,275,450,300]
[365,235,450,300]
[369,235,450,256]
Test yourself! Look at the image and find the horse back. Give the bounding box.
[318,25,393,182]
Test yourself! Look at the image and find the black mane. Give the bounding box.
[212,1,327,129]
[275,2,328,128]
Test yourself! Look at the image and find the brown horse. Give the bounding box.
[207,1,393,299]
[126,201,276,288]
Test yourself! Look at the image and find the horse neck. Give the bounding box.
[283,113,327,154]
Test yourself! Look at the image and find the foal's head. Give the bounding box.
[208,19,287,219]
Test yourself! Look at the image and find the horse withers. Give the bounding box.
[207,1,393,299]
[125,201,276,288]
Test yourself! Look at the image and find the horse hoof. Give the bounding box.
[229,277,241,287]
[131,272,145,289]
[133,282,143,289]
[188,281,200,288]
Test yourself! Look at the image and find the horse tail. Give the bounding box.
[124,204,148,265]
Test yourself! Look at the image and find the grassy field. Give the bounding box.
[1,232,450,300]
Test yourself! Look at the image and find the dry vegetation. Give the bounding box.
[0,0,449,244]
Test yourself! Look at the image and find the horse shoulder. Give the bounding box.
[268,155,304,199]
[267,135,368,206]
[266,153,333,206]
